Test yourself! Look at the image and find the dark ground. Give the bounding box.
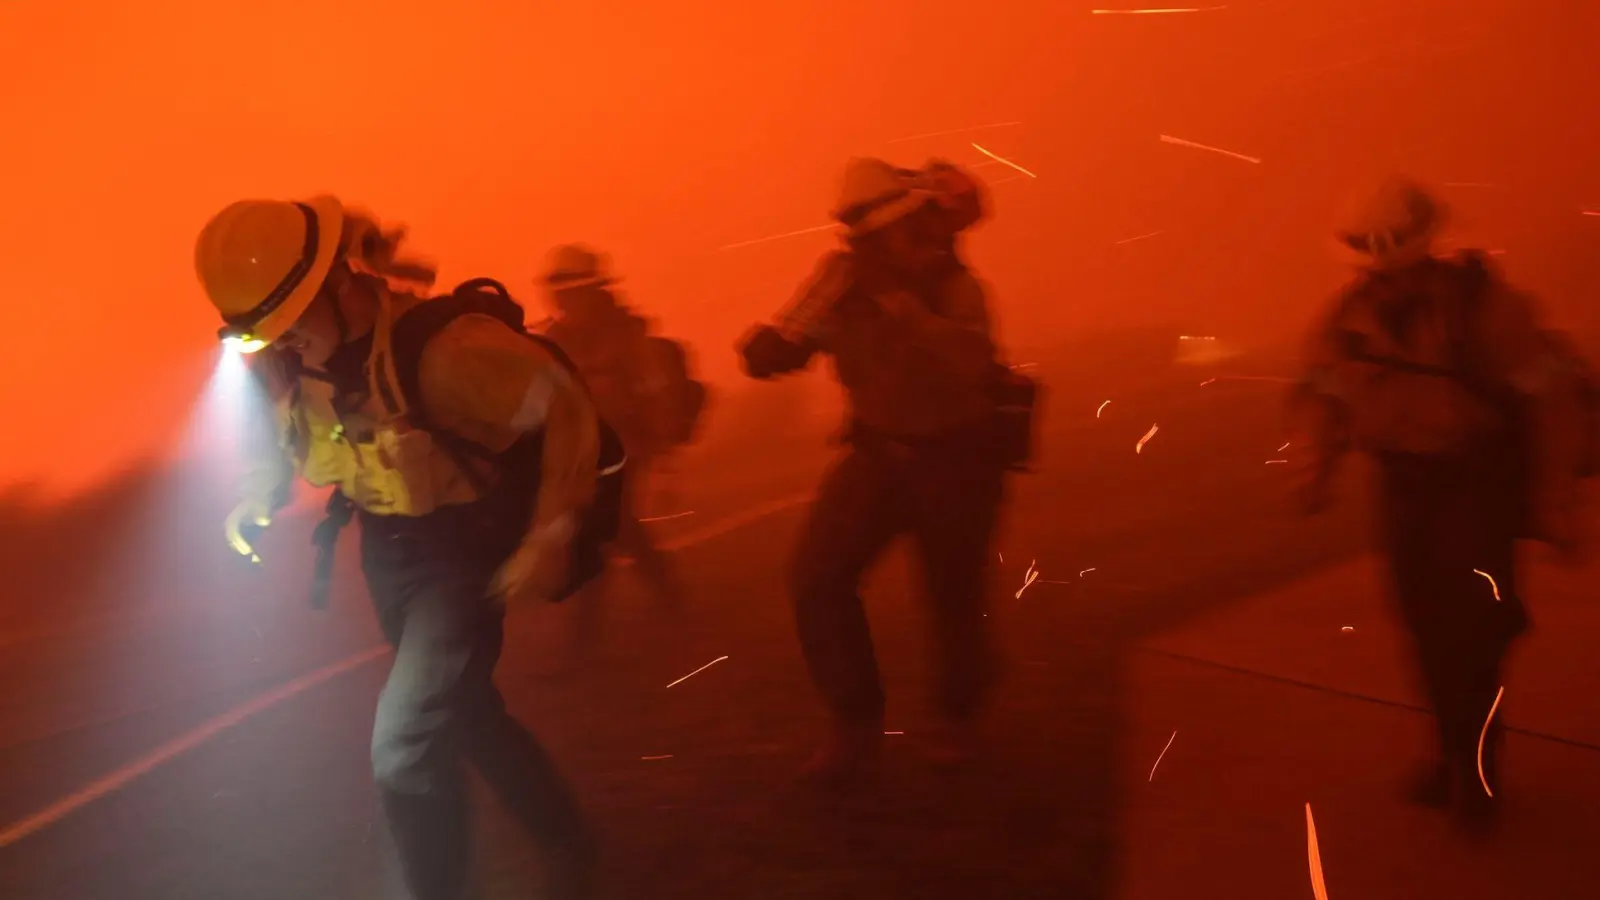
[0,341,1375,899]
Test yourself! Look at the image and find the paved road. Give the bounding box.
[0,357,1376,899]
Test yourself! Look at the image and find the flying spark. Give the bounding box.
[1115,230,1165,245]
[1477,686,1505,797]
[1266,459,1289,465]
[1159,134,1262,165]
[1472,569,1502,602]
[971,143,1039,179]
[1340,626,1354,633]
[1148,730,1178,782]
[886,121,1022,145]
[987,174,1034,187]
[1278,442,1291,452]
[1096,400,1112,418]
[641,755,674,761]
[1305,803,1331,900]
[665,655,729,689]
[1092,5,1227,12]
[1581,210,1599,217]
[1200,375,1294,386]
[639,511,697,523]
[718,223,838,252]
[1079,568,1097,578]
[884,731,905,735]
[1136,424,1160,454]
[1015,559,1041,599]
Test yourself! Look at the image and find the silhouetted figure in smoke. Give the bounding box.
[537,245,705,642]
[196,197,616,899]
[1290,176,1591,832]
[738,158,1037,784]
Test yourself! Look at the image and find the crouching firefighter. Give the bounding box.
[1289,176,1591,832]
[737,158,1040,784]
[197,196,626,900]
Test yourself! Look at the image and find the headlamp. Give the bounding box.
[218,325,268,355]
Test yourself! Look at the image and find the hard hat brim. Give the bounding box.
[545,274,618,291]
[841,189,934,238]
[1329,218,1441,271]
[246,195,347,344]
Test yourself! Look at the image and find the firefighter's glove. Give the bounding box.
[225,499,278,565]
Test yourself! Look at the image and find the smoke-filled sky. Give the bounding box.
[1,0,1594,498]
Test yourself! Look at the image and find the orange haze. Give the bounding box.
[1,0,1595,498]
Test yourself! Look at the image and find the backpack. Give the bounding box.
[388,278,628,603]
[640,335,710,449]
[1339,253,1598,534]
[1442,254,1600,480]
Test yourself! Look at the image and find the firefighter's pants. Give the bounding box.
[790,435,1006,729]
[362,517,589,900]
[1377,451,1528,787]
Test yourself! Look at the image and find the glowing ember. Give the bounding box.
[1478,686,1505,797]
[1136,424,1160,454]
[1015,559,1041,599]
[1148,730,1178,782]
[1092,5,1227,12]
[971,142,1039,179]
[664,655,729,689]
[1200,375,1294,386]
[1115,230,1164,245]
[1159,134,1262,165]
[1340,626,1354,633]
[718,223,838,252]
[1305,803,1331,900]
[639,511,697,523]
[886,121,1021,145]
[1096,400,1112,418]
[1472,569,1502,602]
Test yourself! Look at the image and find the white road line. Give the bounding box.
[0,490,813,849]
[0,646,389,849]
[659,492,809,552]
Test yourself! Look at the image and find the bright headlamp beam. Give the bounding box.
[222,335,269,354]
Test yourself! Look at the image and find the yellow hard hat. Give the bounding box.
[195,196,346,346]
[542,244,615,291]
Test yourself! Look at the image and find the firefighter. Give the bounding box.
[738,158,1026,784]
[539,245,693,618]
[1290,175,1586,831]
[197,197,601,899]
